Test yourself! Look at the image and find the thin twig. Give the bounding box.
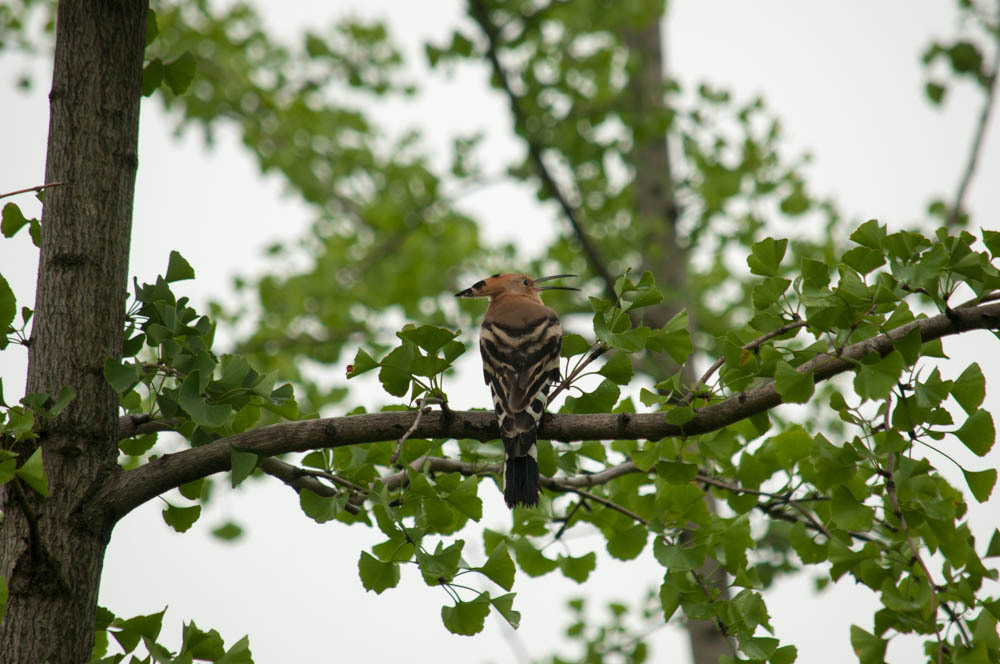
[548,484,648,525]
[755,499,875,543]
[552,499,585,540]
[685,318,807,403]
[549,344,609,402]
[688,566,737,650]
[468,0,619,303]
[946,39,1000,227]
[296,467,367,494]
[390,398,441,466]
[940,601,972,648]
[837,302,880,355]
[258,457,360,514]
[696,473,832,539]
[883,440,947,662]
[117,413,181,439]
[0,181,67,201]
[957,289,1000,308]
[380,455,500,494]
[698,472,873,543]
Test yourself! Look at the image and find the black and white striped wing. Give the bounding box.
[479,314,562,453]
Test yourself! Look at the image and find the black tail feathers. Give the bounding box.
[503,455,539,508]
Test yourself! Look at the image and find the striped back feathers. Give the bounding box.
[480,313,561,455]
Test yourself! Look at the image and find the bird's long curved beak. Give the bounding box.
[535,273,579,292]
[533,273,576,283]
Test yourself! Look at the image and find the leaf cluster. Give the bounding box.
[347,323,466,401]
[105,251,298,533]
[90,605,253,664]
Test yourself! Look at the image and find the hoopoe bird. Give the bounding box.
[456,273,577,507]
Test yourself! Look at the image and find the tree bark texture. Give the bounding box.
[622,16,687,333]
[0,2,147,662]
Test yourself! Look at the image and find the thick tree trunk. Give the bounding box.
[0,1,147,662]
[622,14,735,664]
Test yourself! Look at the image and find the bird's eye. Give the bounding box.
[523,279,530,286]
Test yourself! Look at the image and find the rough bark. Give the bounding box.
[0,2,147,662]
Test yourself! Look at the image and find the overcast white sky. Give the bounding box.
[1,2,999,663]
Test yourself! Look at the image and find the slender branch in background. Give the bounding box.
[346,454,844,546]
[880,393,961,652]
[687,567,738,654]
[963,290,1000,306]
[376,456,641,497]
[381,455,500,493]
[695,473,875,544]
[234,328,357,357]
[941,602,973,648]
[0,181,67,201]
[468,0,619,304]
[946,39,1000,227]
[548,485,648,525]
[545,459,642,488]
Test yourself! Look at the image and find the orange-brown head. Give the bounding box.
[455,273,578,302]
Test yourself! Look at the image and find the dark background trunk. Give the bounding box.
[623,14,734,664]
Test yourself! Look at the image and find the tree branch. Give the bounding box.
[378,455,498,493]
[549,485,649,525]
[372,456,872,547]
[258,457,361,514]
[390,397,441,466]
[117,413,180,439]
[946,39,1000,227]
[0,181,67,201]
[468,0,619,303]
[696,473,830,536]
[95,300,1000,520]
